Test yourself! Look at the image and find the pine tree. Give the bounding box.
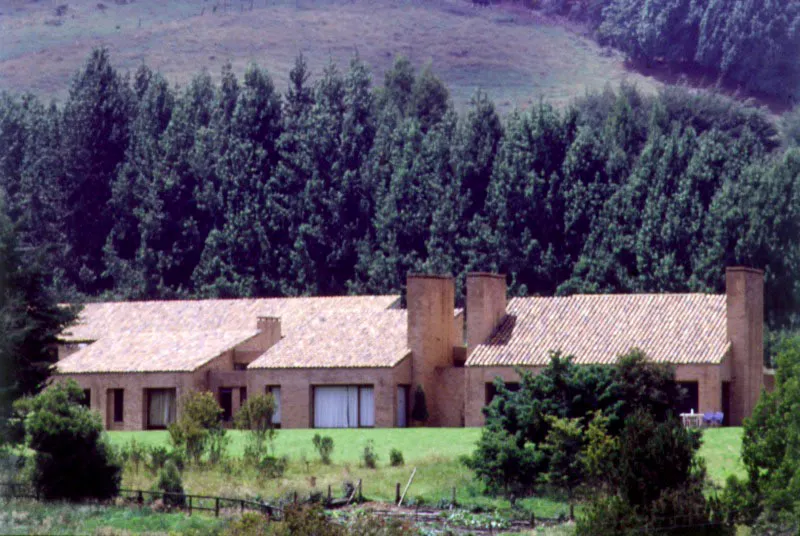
[59,48,133,294]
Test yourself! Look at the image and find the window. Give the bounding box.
[81,389,91,408]
[111,389,124,422]
[240,387,247,405]
[233,363,248,371]
[485,382,520,405]
[146,388,176,429]
[219,388,233,422]
[675,381,700,415]
[313,386,374,428]
[397,385,409,428]
[267,386,281,427]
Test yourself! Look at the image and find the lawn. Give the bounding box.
[107,426,744,518]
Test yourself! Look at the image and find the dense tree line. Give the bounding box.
[534,0,800,101]
[1,49,800,334]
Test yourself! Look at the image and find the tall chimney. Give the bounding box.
[466,273,507,354]
[726,267,764,426]
[407,274,456,426]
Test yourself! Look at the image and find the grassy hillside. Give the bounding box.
[106,426,743,515]
[0,0,659,110]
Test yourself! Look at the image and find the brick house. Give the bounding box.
[55,267,765,429]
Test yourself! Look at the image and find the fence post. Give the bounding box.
[188,495,192,516]
[451,487,456,507]
[357,479,362,502]
[529,511,535,528]
[215,497,220,517]
[138,490,143,505]
[293,491,298,504]
[327,484,332,504]
[240,499,245,513]
[395,483,401,504]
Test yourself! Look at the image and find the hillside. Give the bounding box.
[0,0,659,109]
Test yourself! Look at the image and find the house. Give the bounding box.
[54,267,765,429]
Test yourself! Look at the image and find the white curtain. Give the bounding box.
[314,386,367,428]
[314,387,349,428]
[397,386,408,428]
[148,389,176,428]
[360,387,375,427]
[269,387,281,425]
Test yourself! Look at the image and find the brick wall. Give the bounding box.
[726,267,764,426]
[246,357,413,428]
[407,274,456,426]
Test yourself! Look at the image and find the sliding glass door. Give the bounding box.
[313,386,374,428]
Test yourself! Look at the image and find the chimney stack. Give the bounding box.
[726,267,764,426]
[407,274,456,426]
[466,273,507,355]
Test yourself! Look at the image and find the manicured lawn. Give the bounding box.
[700,427,746,485]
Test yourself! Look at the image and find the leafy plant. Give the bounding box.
[362,440,378,469]
[312,434,334,465]
[389,448,404,467]
[155,459,185,508]
[411,385,429,423]
[235,394,278,465]
[168,390,225,464]
[13,380,121,500]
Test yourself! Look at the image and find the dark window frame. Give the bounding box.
[311,384,375,429]
[112,389,124,422]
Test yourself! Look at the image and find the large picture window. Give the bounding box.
[147,388,176,429]
[313,386,374,428]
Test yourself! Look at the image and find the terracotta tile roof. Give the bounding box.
[56,330,260,373]
[60,296,400,342]
[248,310,410,369]
[467,294,729,367]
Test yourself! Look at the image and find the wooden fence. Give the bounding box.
[0,482,282,519]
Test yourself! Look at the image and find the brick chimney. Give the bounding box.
[407,274,456,426]
[466,273,507,355]
[726,267,764,426]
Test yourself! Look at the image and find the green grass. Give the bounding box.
[107,426,746,518]
[0,499,226,535]
[699,427,745,485]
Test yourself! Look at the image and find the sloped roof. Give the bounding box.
[60,296,400,342]
[468,294,729,367]
[248,310,410,369]
[56,296,400,373]
[56,330,260,373]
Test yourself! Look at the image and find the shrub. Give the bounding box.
[208,426,229,465]
[411,385,429,423]
[362,440,378,469]
[155,459,185,508]
[146,445,171,474]
[168,390,224,464]
[126,439,145,474]
[389,448,404,467]
[14,380,121,500]
[235,394,277,465]
[258,455,288,479]
[312,434,334,465]
[226,512,270,536]
[575,495,640,536]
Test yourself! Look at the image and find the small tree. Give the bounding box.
[542,416,585,519]
[312,434,334,465]
[168,390,225,464]
[15,380,121,500]
[156,459,185,507]
[411,385,429,424]
[234,393,277,464]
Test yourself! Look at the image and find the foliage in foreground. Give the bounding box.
[719,337,800,531]
[12,380,121,501]
[168,390,227,464]
[466,350,719,532]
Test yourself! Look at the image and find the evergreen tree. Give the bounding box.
[59,48,133,293]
